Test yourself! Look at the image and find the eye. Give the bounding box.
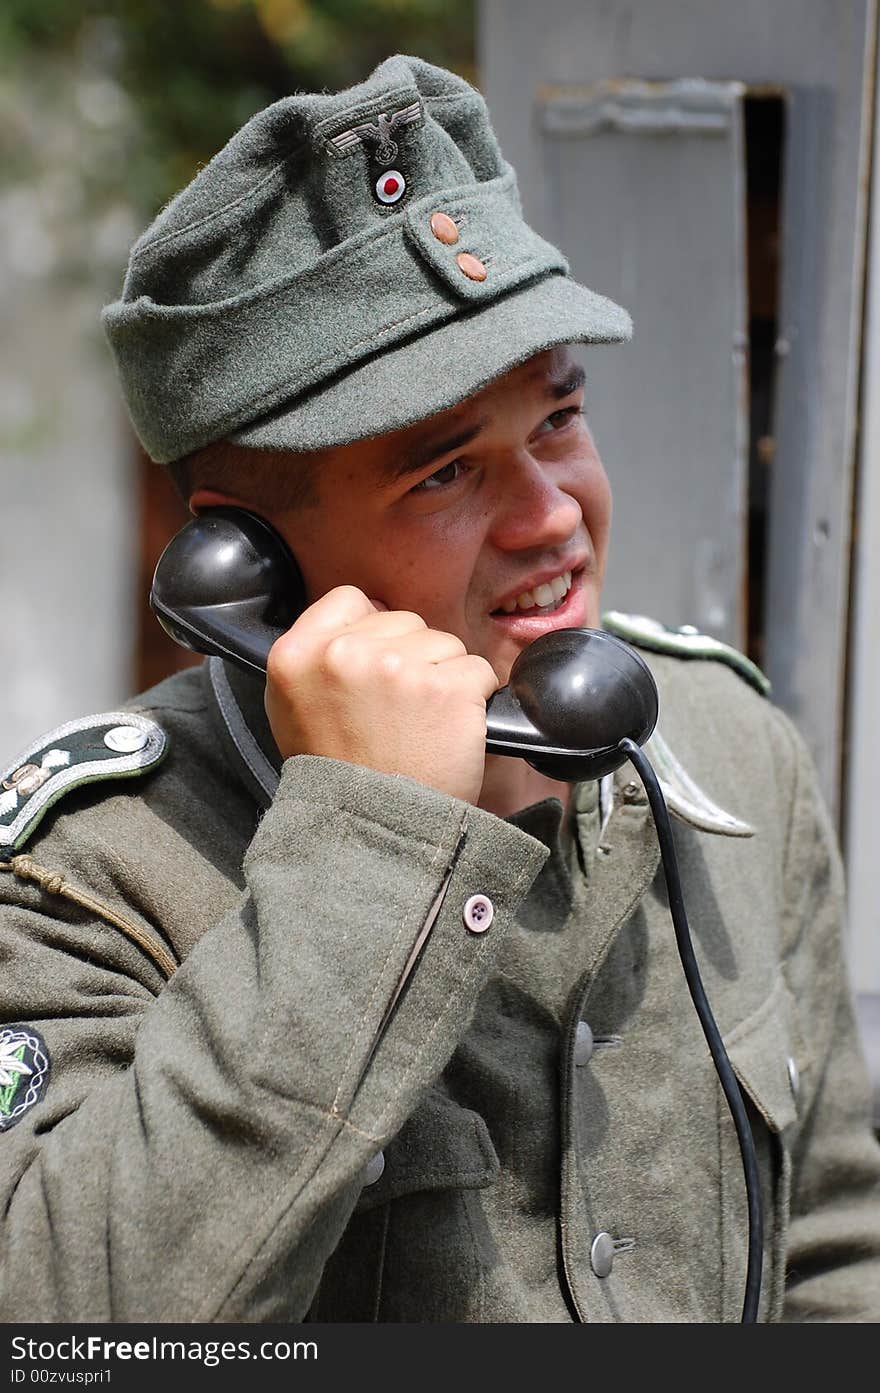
[535,405,584,435]
[410,459,470,493]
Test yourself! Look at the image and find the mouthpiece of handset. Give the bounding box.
[485,627,659,782]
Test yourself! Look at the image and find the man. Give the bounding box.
[1,53,879,1323]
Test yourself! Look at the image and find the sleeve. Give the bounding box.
[0,755,548,1323]
[777,719,880,1321]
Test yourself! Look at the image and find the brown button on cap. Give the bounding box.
[430,211,459,245]
[456,251,487,282]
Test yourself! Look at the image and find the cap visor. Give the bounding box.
[229,272,631,455]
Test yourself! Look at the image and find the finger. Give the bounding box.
[321,626,466,686]
[367,628,468,667]
[345,608,429,640]
[284,585,378,642]
[435,652,501,702]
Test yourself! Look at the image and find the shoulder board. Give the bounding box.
[601,611,771,698]
[0,712,167,855]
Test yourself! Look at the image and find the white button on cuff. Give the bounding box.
[574,1021,594,1066]
[463,894,494,933]
[362,1150,385,1187]
[104,726,149,754]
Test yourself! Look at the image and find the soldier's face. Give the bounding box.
[198,347,612,687]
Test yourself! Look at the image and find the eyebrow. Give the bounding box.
[382,363,587,483]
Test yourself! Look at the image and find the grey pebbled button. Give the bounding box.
[591,1232,615,1278]
[104,726,149,754]
[787,1055,800,1100]
[463,894,494,933]
[574,1020,594,1066]
[362,1150,385,1187]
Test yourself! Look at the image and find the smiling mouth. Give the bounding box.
[492,569,574,616]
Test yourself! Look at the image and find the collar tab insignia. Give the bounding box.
[645,726,754,837]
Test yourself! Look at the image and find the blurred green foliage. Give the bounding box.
[1,0,476,216]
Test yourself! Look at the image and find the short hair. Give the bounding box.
[165,439,322,512]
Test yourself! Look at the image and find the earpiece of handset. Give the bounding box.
[151,508,659,781]
[150,507,307,675]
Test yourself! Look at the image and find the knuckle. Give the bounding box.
[376,647,405,679]
[266,632,302,683]
[322,631,359,677]
[472,655,500,688]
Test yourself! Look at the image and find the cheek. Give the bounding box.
[394,526,474,613]
[375,516,484,635]
[296,518,473,624]
[579,459,612,557]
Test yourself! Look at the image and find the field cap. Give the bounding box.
[102,53,631,465]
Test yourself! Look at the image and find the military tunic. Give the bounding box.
[1,646,879,1322]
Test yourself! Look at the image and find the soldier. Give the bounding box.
[1,54,879,1323]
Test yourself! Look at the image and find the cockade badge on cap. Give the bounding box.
[326,99,423,205]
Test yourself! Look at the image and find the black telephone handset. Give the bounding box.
[150,507,658,782]
[150,509,766,1319]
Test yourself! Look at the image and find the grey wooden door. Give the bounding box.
[538,78,749,648]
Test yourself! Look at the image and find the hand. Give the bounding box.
[265,587,499,804]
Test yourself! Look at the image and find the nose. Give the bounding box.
[488,451,582,552]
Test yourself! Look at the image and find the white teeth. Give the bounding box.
[500,569,573,614]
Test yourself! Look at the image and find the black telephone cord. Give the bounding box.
[618,737,763,1324]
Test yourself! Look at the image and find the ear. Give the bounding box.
[188,488,252,517]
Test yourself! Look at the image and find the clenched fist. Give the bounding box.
[265,587,499,804]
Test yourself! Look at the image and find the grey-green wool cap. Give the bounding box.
[102,53,631,465]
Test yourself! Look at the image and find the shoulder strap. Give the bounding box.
[0,712,167,854]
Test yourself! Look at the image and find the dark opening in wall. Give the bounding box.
[744,92,786,670]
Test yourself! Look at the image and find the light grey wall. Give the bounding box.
[0,286,135,765]
[0,56,138,767]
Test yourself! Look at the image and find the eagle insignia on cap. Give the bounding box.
[327,99,423,166]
